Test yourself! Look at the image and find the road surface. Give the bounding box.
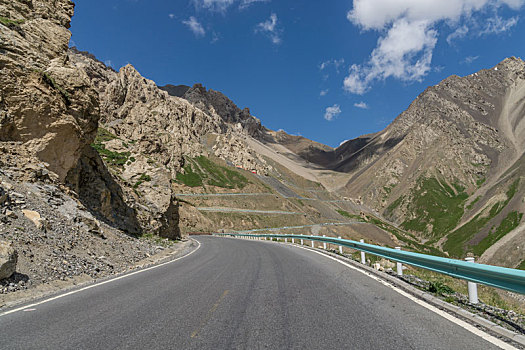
[0,236,505,349]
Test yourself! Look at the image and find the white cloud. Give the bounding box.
[343,64,370,94]
[462,55,479,64]
[168,13,175,19]
[239,0,270,9]
[324,104,341,121]
[446,25,468,45]
[192,0,235,12]
[354,101,369,109]
[183,16,206,37]
[345,0,524,94]
[193,0,270,11]
[320,58,345,72]
[104,60,113,68]
[255,13,282,44]
[211,31,220,43]
[480,15,518,34]
[320,89,329,96]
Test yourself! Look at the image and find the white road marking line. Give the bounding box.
[290,244,516,350]
[0,240,201,318]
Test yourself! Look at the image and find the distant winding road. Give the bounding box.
[0,236,508,349]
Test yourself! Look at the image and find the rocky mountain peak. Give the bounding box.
[496,56,525,72]
[178,82,263,137]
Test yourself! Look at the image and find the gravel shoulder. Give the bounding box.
[0,239,196,311]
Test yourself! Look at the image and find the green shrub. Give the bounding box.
[91,128,130,166]
[133,173,152,188]
[0,17,24,28]
[41,72,70,105]
[428,281,455,296]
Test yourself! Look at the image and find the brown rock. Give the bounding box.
[0,241,17,280]
[22,210,45,230]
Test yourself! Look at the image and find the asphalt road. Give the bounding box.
[0,236,504,349]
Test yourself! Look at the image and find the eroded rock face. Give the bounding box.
[69,49,274,238]
[339,58,525,214]
[0,0,99,182]
[0,241,17,280]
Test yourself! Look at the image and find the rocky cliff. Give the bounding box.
[0,0,187,298]
[0,0,98,182]
[68,48,275,236]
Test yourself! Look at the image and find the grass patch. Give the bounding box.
[175,163,203,187]
[385,195,404,216]
[133,173,152,188]
[41,72,70,105]
[336,209,363,221]
[466,196,481,210]
[0,17,24,28]
[472,211,523,256]
[95,127,117,142]
[175,156,249,189]
[428,281,455,296]
[444,179,520,257]
[406,266,525,313]
[366,214,446,256]
[401,177,468,237]
[140,233,176,247]
[518,260,525,270]
[91,127,131,166]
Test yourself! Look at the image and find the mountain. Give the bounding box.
[270,58,525,267]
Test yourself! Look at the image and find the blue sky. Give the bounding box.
[70,0,525,148]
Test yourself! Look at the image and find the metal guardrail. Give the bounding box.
[213,233,525,295]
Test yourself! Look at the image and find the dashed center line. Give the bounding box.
[191,289,230,338]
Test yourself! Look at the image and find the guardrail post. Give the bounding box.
[395,247,403,276]
[360,239,366,264]
[338,237,343,254]
[323,235,327,250]
[300,235,304,245]
[465,257,479,304]
[292,237,295,244]
[311,240,314,248]
[285,238,288,243]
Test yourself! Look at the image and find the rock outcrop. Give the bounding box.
[0,241,17,280]
[0,0,99,181]
[0,0,184,297]
[68,49,274,237]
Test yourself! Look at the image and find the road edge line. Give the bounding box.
[0,239,201,317]
[248,238,523,350]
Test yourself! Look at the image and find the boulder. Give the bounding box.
[0,241,17,280]
[22,209,45,230]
